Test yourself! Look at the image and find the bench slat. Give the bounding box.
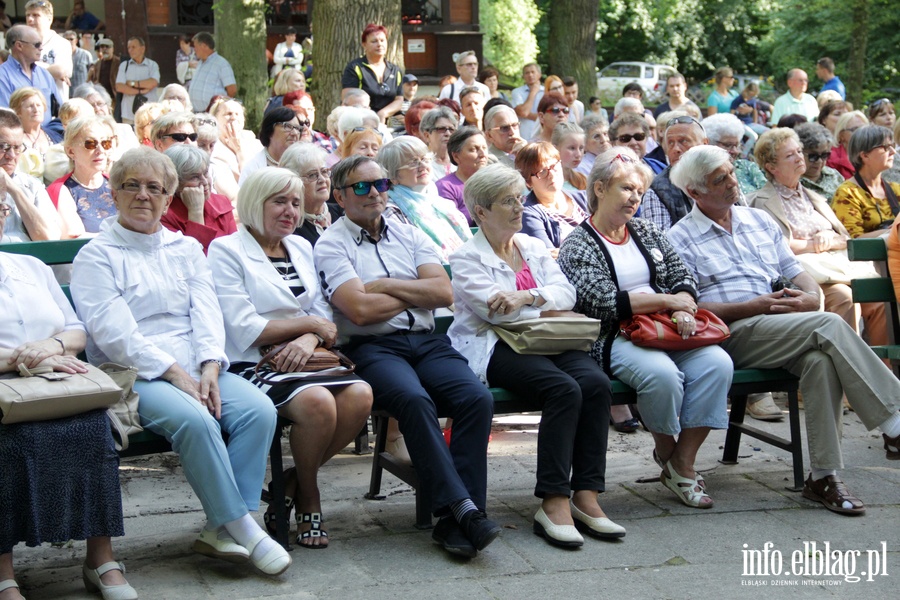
[0,239,90,264]
[848,237,887,261]
[851,277,896,303]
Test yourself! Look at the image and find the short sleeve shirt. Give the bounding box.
[189,52,236,114]
[341,56,402,113]
[115,58,161,120]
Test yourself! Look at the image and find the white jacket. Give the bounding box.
[272,42,303,74]
[208,226,331,365]
[71,220,228,380]
[447,231,576,383]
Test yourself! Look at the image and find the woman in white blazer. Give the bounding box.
[447,163,623,549]
[271,29,303,78]
[208,167,372,549]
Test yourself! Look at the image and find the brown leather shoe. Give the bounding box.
[801,474,865,516]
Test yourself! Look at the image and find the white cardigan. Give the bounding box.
[447,231,576,383]
[208,226,331,365]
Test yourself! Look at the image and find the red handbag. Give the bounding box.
[620,309,730,351]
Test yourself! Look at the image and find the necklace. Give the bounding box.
[268,255,291,278]
[23,128,46,150]
[264,149,279,166]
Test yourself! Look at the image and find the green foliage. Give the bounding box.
[481,0,542,81]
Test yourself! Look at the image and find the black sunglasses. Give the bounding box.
[338,179,392,196]
[162,132,198,142]
[805,150,832,163]
[617,133,646,143]
[546,106,570,115]
[669,115,702,128]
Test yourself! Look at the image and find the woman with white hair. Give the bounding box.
[279,143,342,246]
[377,135,471,262]
[448,163,623,548]
[71,83,139,162]
[702,112,766,195]
[161,83,193,112]
[208,167,372,549]
[420,106,458,180]
[827,111,869,179]
[559,147,732,510]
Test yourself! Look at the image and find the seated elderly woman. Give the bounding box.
[702,112,767,195]
[265,68,306,115]
[868,98,896,130]
[533,93,571,143]
[612,96,644,121]
[52,115,117,237]
[71,147,290,576]
[210,97,264,185]
[795,122,845,202]
[609,113,665,175]
[552,122,586,192]
[818,100,850,135]
[42,97,95,184]
[557,147,732,509]
[71,83,138,162]
[0,201,136,600]
[886,121,900,185]
[9,88,60,179]
[208,167,372,548]
[749,127,887,347]
[162,144,237,253]
[378,135,471,262]
[827,111,869,179]
[278,143,341,245]
[436,127,489,223]
[832,125,900,238]
[420,106,458,180]
[448,163,624,548]
[160,83,193,112]
[238,107,309,185]
[575,113,611,177]
[338,127,381,160]
[516,142,589,258]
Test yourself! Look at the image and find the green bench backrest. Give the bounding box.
[0,238,90,265]
[848,238,896,303]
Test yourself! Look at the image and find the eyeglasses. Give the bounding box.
[193,117,217,128]
[490,123,519,135]
[494,195,525,209]
[161,132,198,143]
[532,161,560,179]
[82,137,116,150]
[279,121,309,133]
[300,168,331,182]
[0,142,26,156]
[351,126,383,138]
[714,140,741,152]
[668,115,702,128]
[459,62,478,68]
[338,178,392,196]
[546,107,570,115]
[18,40,42,50]
[0,204,10,217]
[400,153,435,171]
[430,126,456,134]
[548,85,564,93]
[805,150,832,163]
[871,143,897,153]
[616,132,647,143]
[612,153,637,165]
[119,180,168,197]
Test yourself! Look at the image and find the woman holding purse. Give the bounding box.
[208,167,372,549]
[448,163,624,548]
[557,147,732,510]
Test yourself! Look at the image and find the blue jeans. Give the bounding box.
[610,336,731,435]
[135,372,277,527]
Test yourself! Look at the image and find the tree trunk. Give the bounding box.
[547,0,599,106]
[215,0,269,133]
[846,0,868,108]
[310,0,403,132]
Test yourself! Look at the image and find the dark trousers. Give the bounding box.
[346,334,494,514]
[486,343,611,498]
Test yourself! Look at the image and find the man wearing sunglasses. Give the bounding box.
[610,113,665,174]
[641,113,709,231]
[0,25,61,126]
[151,111,198,153]
[0,110,59,242]
[315,156,500,558]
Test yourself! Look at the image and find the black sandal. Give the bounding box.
[296,512,328,549]
[261,468,297,535]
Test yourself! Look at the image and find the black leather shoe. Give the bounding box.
[458,510,502,551]
[432,517,476,558]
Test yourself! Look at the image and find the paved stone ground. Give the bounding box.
[10,405,900,599]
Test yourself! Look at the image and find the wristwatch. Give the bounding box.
[200,359,222,370]
[528,289,541,306]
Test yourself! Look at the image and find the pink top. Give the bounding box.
[515,260,537,291]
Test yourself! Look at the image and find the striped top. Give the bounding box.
[268,256,306,297]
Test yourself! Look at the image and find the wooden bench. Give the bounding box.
[848,237,900,372]
[0,240,295,550]
[365,311,803,529]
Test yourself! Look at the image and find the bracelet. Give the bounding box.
[200,359,222,370]
[53,337,65,353]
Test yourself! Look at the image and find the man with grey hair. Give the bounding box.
[314,155,499,558]
[0,26,62,125]
[438,51,490,104]
[342,88,371,109]
[152,111,198,153]
[484,105,525,166]
[190,32,236,113]
[668,144,900,517]
[613,96,644,120]
[770,68,818,125]
[640,115,708,231]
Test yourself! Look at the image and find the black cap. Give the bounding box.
[402,74,418,84]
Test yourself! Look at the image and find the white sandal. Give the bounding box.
[661,460,714,509]
[245,531,292,576]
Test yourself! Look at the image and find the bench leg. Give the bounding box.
[353,419,371,455]
[414,489,432,530]
[721,394,748,465]
[268,427,292,551]
[365,414,388,500]
[785,390,804,492]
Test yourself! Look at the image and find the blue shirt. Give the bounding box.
[0,56,61,125]
[820,76,846,100]
[189,52,236,113]
[71,11,101,30]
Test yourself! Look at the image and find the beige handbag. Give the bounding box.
[795,249,878,285]
[490,316,603,355]
[0,363,122,425]
[98,362,142,451]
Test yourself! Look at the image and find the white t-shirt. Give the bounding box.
[597,232,655,295]
[438,80,490,105]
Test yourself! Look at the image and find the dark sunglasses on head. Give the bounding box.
[338,178,392,196]
[617,133,646,143]
[805,150,832,163]
[162,132,198,142]
[870,98,892,110]
[83,138,116,150]
[546,106,570,115]
[669,115,702,128]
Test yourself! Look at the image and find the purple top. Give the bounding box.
[435,172,471,224]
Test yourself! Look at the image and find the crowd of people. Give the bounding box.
[1,13,900,599]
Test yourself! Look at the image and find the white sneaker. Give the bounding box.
[746,392,783,421]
